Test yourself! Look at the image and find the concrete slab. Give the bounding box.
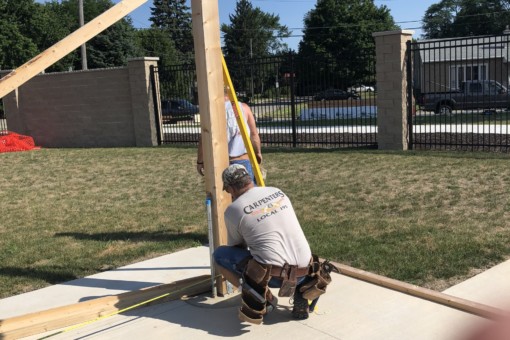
[1,246,509,340]
[444,259,510,309]
[0,246,211,319]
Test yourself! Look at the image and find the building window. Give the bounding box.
[449,64,488,89]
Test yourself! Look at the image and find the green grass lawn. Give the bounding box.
[1,147,510,298]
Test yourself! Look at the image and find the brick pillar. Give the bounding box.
[128,57,160,146]
[372,30,414,150]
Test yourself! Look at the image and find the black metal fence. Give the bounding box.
[155,53,377,148]
[409,34,510,152]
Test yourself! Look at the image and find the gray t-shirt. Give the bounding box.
[224,186,312,268]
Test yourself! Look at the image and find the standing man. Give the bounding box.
[214,164,315,323]
[196,94,262,183]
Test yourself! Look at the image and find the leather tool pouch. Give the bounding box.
[299,255,338,300]
[245,259,270,284]
[278,263,298,297]
[239,259,272,325]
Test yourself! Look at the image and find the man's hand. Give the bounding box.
[197,163,204,176]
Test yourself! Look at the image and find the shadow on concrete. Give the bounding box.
[100,292,297,338]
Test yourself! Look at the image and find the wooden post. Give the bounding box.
[330,260,506,320]
[0,275,211,340]
[0,0,147,99]
[190,0,230,295]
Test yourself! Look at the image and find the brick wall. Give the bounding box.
[1,57,159,148]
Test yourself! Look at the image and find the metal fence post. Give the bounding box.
[406,40,414,150]
[290,54,297,147]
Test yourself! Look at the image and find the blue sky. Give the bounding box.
[39,0,439,50]
[118,0,438,50]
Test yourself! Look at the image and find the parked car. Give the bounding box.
[161,99,199,124]
[314,89,360,101]
[348,85,375,93]
[418,80,509,114]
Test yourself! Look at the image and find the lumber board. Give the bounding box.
[0,0,147,99]
[331,260,506,320]
[190,0,229,295]
[0,274,211,340]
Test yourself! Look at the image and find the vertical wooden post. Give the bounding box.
[190,0,230,295]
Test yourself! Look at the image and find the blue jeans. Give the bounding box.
[213,245,307,288]
[229,159,257,186]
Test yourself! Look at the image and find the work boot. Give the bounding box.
[291,289,309,320]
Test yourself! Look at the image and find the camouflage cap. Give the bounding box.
[222,164,250,190]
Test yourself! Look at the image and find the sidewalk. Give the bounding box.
[1,246,509,340]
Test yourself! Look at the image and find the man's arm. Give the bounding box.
[242,103,262,164]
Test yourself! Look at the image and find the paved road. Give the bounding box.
[164,124,510,135]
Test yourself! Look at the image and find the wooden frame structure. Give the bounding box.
[0,1,506,338]
[190,0,230,295]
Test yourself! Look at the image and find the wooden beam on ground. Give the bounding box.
[0,275,211,340]
[331,260,507,320]
[190,0,230,295]
[0,0,147,99]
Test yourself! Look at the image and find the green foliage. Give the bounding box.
[422,0,510,39]
[297,0,396,90]
[150,0,193,62]
[422,0,461,39]
[0,19,39,70]
[134,28,180,68]
[57,0,138,70]
[0,0,138,71]
[31,2,76,71]
[86,19,138,69]
[221,0,290,59]
[0,0,40,69]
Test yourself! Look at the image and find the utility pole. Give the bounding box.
[79,0,88,70]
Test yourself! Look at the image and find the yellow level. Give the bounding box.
[221,56,265,187]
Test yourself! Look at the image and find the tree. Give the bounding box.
[33,1,78,71]
[297,0,396,91]
[221,0,290,59]
[422,0,461,39]
[0,0,40,69]
[1,0,138,71]
[150,0,193,61]
[56,0,138,70]
[422,0,510,39]
[134,28,179,68]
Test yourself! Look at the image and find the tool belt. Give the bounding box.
[238,258,310,324]
[270,262,311,298]
[270,264,310,278]
[238,256,338,324]
[298,254,339,301]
